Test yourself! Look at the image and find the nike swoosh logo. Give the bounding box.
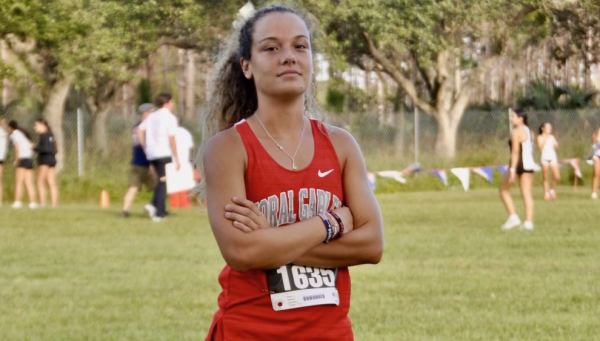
[318,169,334,177]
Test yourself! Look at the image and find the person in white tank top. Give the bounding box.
[500,108,535,230]
[537,122,560,200]
[592,127,600,199]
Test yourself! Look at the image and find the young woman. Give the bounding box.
[0,117,8,206]
[8,120,38,209]
[537,122,560,200]
[198,6,383,340]
[592,127,600,199]
[33,118,59,207]
[499,108,535,230]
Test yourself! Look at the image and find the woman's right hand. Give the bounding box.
[331,206,354,235]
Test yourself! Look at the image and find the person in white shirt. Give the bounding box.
[137,93,180,221]
[170,118,195,208]
[8,120,38,209]
[537,122,560,200]
[175,119,194,166]
[0,117,8,206]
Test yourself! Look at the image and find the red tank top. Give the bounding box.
[205,118,353,341]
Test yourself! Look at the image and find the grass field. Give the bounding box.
[1,187,599,340]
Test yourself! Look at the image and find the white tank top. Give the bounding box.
[520,126,535,170]
[541,135,557,160]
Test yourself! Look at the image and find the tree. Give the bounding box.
[304,0,550,158]
[1,0,239,163]
[550,1,600,89]
[0,0,92,170]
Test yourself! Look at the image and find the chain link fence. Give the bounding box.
[328,109,600,172]
[2,108,599,200]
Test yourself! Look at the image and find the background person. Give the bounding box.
[199,6,383,340]
[33,118,59,207]
[8,120,37,209]
[500,108,535,230]
[169,118,194,208]
[537,122,560,200]
[121,103,156,217]
[137,93,179,222]
[592,127,600,199]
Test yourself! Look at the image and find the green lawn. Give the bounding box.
[1,187,599,340]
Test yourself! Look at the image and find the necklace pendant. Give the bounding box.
[292,160,297,170]
[278,145,284,150]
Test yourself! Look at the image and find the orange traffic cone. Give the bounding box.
[169,193,180,209]
[100,190,110,209]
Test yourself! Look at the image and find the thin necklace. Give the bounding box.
[254,113,306,170]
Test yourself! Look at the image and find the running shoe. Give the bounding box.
[501,215,521,230]
[521,221,534,230]
[144,204,157,218]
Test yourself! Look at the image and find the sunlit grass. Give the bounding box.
[1,187,599,340]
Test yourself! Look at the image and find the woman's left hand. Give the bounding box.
[224,197,271,232]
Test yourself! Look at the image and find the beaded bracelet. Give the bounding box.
[328,211,345,239]
[318,213,334,244]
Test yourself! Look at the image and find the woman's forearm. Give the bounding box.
[216,215,329,272]
[293,223,383,268]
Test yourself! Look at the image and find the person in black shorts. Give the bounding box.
[121,103,156,217]
[34,119,58,207]
[499,108,535,230]
[8,120,38,209]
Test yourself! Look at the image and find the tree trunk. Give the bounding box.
[434,110,460,159]
[393,111,405,158]
[392,87,405,158]
[1,40,11,106]
[92,105,111,159]
[185,50,196,119]
[433,83,471,159]
[42,77,72,173]
[87,89,116,160]
[177,49,186,117]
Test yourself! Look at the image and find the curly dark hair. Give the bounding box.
[195,4,321,199]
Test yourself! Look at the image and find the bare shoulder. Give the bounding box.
[323,123,358,149]
[320,122,363,170]
[203,126,247,166]
[511,126,527,140]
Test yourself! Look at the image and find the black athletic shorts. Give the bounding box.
[509,158,534,176]
[38,155,57,167]
[0,159,4,165]
[17,158,34,169]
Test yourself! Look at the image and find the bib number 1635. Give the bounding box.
[275,265,336,291]
[266,265,339,311]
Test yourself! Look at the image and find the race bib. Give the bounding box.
[266,265,339,311]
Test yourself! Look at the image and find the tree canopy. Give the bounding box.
[303,0,589,157]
